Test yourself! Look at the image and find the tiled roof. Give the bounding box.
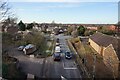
[90,32,118,47]
[90,32,120,59]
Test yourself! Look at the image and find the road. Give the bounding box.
[8,34,82,80]
[43,34,82,79]
[8,46,44,77]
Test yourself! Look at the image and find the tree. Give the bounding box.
[26,23,34,30]
[71,29,78,38]
[0,1,14,21]
[22,31,47,54]
[3,17,17,26]
[67,26,76,35]
[84,30,90,36]
[18,20,26,31]
[77,25,86,36]
[98,26,103,31]
[67,26,72,35]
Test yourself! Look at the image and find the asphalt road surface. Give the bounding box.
[8,47,44,77]
[8,34,82,80]
[43,34,82,79]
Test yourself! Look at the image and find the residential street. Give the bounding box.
[43,34,82,79]
[8,34,82,79]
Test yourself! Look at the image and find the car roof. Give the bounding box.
[54,53,60,56]
[66,51,70,53]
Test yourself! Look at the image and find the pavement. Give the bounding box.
[8,34,82,80]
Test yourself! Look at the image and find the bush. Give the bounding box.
[2,55,26,79]
[2,32,14,45]
[21,31,48,54]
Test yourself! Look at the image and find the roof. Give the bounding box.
[89,32,120,60]
[54,53,60,57]
[89,32,118,47]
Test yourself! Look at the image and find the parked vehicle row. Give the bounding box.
[53,38,72,61]
[53,53,61,61]
[54,38,61,61]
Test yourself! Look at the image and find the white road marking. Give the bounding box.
[64,67,77,69]
[63,61,77,70]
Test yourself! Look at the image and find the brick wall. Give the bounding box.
[103,44,119,78]
[88,38,102,55]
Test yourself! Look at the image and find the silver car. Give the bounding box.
[17,46,25,51]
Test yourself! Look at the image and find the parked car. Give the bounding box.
[53,53,61,61]
[56,38,59,43]
[56,42,60,46]
[23,44,36,55]
[65,51,72,59]
[55,46,61,53]
[17,46,25,51]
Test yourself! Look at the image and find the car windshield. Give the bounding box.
[54,53,60,57]
[66,52,70,55]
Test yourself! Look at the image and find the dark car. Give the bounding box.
[53,53,61,61]
[56,38,59,43]
[65,52,72,59]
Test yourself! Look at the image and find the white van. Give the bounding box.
[55,46,61,53]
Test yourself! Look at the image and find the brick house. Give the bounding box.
[89,32,120,78]
[115,24,120,36]
[107,25,116,31]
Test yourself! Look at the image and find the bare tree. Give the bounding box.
[71,29,78,38]
[0,0,13,21]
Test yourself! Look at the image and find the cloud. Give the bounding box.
[8,0,119,2]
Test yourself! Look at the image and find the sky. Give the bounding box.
[7,0,119,24]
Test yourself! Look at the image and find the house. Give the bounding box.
[115,24,120,36]
[46,26,54,32]
[103,44,120,78]
[33,25,41,31]
[106,25,116,31]
[5,25,18,34]
[89,32,120,78]
[1,23,18,34]
[86,26,98,30]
